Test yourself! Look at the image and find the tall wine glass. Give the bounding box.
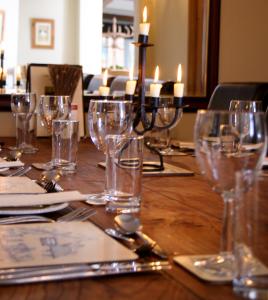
[156,98,183,155]
[87,100,133,204]
[193,110,267,278]
[39,95,71,133]
[145,97,183,155]
[38,95,71,170]
[11,92,38,154]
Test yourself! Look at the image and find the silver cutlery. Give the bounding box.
[114,214,168,259]
[0,166,24,177]
[9,166,32,177]
[0,207,96,225]
[105,228,135,244]
[0,261,171,285]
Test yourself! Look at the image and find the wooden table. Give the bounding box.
[0,137,249,300]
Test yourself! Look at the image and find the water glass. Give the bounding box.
[234,170,268,299]
[52,120,79,173]
[105,134,144,213]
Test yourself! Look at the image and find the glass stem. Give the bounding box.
[220,192,234,255]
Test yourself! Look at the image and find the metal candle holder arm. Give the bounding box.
[132,34,184,135]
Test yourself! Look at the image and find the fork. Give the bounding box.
[0,207,96,225]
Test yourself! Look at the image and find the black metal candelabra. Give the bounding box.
[0,50,4,88]
[130,34,184,171]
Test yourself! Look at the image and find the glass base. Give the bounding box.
[85,193,107,206]
[233,277,268,300]
[105,196,140,214]
[19,143,39,154]
[193,252,235,277]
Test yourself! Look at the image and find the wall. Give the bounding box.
[136,0,188,83]
[0,0,19,69]
[17,0,77,65]
[219,0,268,83]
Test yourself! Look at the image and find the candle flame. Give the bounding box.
[177,64,182,82]
[129,67,134,81]
[102,69,108,86]
[154,65,159,82]
[143,6,147,23]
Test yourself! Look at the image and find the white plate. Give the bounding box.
[0,202,68,215]
[0,167,9,173]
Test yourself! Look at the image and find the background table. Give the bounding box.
[0,137,251,300]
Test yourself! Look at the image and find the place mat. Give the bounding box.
[174,255,232,283]
[0,158,24,169]
[0,191,86,207]
[174,254,268,283]
[0,177,45,194]
[0,222,138,268]
[98,161,194,176]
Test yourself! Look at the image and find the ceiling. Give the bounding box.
[103,0,134,16]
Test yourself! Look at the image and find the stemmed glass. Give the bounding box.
[11,92,38,154]
[193,110,267,278]
[39,95,71,133]
[38,95,71,170]
[87,100,133,204]
[229,100,263,112]
[151,98,183,155]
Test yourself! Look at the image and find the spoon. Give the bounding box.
[105,228,135,244]
[114,214,142,235]
[3,149,23,161]
[114,214,168,259]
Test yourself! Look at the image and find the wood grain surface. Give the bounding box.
[0,137,259,300]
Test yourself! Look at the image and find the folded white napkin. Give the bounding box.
[0,160,24,169]
[0,191,87,207]
[263,157,268,167]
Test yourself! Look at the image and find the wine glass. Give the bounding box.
[87,99,133,204]
[38,95,71,170]
[11,92,38,154]
[39,95,71,133]
[154,97,183,155]
[229,100,263,112]
[193,110,267,278]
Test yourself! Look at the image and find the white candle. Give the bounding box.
[99,69,110,96]
[16,66,22,82]
[139,6,150,36]
[150,66,162,97]
[174,64,184,97]
[125,67,136,95]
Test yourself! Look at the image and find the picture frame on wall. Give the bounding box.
[0,10,5,43]
[31,18,54,49]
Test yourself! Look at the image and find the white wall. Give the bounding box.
[18,0,70,65]
[0,0,19,69]
[79,0,102,74]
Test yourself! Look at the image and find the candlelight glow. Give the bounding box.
[154,65,159,82]
[129,67,134,81]
[16,66,22,80]
[177,64,182,82]
[143,6,147,23]
[102,69,108,86]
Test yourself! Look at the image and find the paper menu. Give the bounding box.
[0,177,45,194]
[0,222,138,268]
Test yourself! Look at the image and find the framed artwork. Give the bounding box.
[31,18,54,49]
[0,10,5,43]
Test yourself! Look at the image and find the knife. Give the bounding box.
[136,231,168,259]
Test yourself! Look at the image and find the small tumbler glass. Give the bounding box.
[233,170,268,300]
[105,134,144,214]
[51,120,79,174]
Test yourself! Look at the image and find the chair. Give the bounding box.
[208,83,268,111]
[26,63,85,137]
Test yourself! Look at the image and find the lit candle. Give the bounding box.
[174,64,184,97]
[125,67,136,95]
[0,45,4,59]
[139,6,150,36]
[150,66,162,97]
[99,69,110,96]
[16,66,22,86]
